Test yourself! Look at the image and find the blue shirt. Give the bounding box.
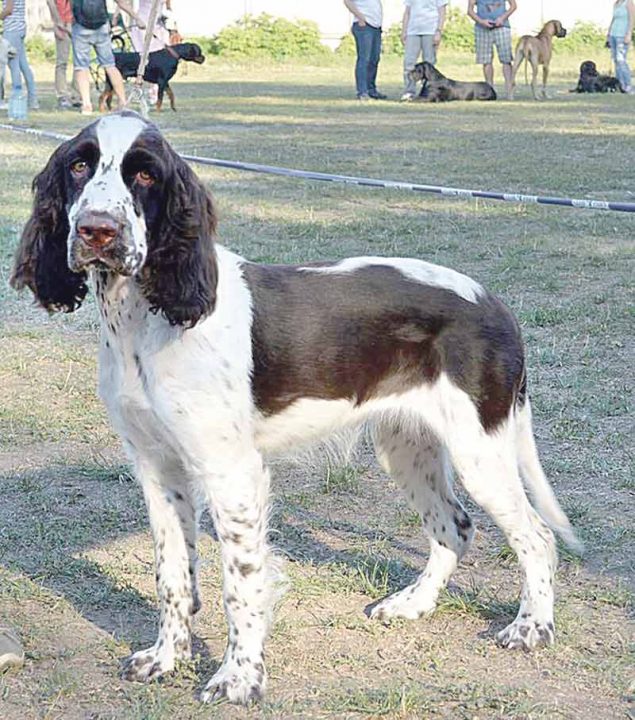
[610,0,629,37]
[475,0,510,28]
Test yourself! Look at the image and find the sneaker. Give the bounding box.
[28,98,39,110]
[369,91,388,100]
[400,92,414,102]
[58,97,73,109]
[0,100,7,110]
[357,93,370,101]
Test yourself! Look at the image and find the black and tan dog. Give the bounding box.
[99,42,205,112]
[511,20,567,100]
[410,62,496,102]
[571,60,623,93]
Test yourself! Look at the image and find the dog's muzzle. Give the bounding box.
[70,209,137,274]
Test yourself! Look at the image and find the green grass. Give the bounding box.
[0,53,633,719]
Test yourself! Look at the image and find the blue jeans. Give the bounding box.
[609,35,632,90]
[3,28,36,101]
[351,22,381,97]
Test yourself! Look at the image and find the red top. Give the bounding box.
[55,0,73,24]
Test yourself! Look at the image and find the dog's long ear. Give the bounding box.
[11,140,88,312]
[140,144,218,328]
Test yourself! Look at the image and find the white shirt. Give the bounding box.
[404,0,447,35]
[352,0,383,28]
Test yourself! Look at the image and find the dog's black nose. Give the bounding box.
[76,212,121,248]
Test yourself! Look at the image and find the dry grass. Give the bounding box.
[0,53,633,719]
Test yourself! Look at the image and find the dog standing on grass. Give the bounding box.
[98,42,205,112]
[511,20,567,100]
[11,112,581,705]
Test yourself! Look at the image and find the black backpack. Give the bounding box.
[72,0,109,30]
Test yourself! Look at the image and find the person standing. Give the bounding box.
[467,0,517,100]
[343,0,387,100]
[46,0,80,109]
[400,0,448,101]
[0,0,39,110]
[130,0,171,53]
[608,0,634,92]
[71,0,144,115]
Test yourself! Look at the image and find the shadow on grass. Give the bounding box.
[1,460,521,645]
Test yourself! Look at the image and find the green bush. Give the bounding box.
[25,36,56,62]
[382,24,403,55]
[335,32,355,57]
[189,35,220,57]
[214,13,330,60]
[555,21,607,53]
[443,7,476,51]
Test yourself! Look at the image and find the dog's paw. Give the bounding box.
[200,658,266,705]
[120,645,176,683]
[497,618,555,650]
[366,586,436,622]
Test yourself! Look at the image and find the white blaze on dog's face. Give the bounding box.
[67,114,153,276]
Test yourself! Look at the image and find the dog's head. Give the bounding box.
[175,42,205,64]
[548,20,567,38]
[0,36,16,66]
[11,112,218,327]
[580,60,598,78]
[409,61,444,84]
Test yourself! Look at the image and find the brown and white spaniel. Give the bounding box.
[11,112,580,705]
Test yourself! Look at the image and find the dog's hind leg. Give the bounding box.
[368,421,474,621]
[541,63,550,99]
[511,48,524,99]
[166,84,176,111]
[529,52,540,99]
[442,404,559,650]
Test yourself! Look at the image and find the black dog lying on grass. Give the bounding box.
[98,42,205,112]
[410,62,496,102]
[571,60,623,93]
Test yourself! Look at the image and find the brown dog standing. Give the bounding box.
[511,20,567,100]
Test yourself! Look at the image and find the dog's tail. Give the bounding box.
[511,38,529,86]
[514,398,583,553]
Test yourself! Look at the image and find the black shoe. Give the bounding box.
[369,91,387,100]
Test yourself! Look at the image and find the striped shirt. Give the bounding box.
[3,0,27,34]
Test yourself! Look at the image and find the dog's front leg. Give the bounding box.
[200,450,278,705]
[121,454,197,682]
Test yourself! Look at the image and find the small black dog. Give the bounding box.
[410,62,496,102]
[99,42,205,111]
[571,60,623,93]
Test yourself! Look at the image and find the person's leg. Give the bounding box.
[474,24,494,85]
[611,36,632,91]
[421,34,436,65]
[501,62,513,98]
[352,22,372,97]
[104,66,126,108]
[3,29,23,92]
[402,35,421,96]
[495,27,514,99]
[71,23,94,111]
[94,23,126,108]
[15,32,37,106]
[54,30,72,101]
[367,26,382,96]
[75,68,92,110]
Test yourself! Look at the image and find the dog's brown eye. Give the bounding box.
[70,160,88,175]
[136,170,154,187]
